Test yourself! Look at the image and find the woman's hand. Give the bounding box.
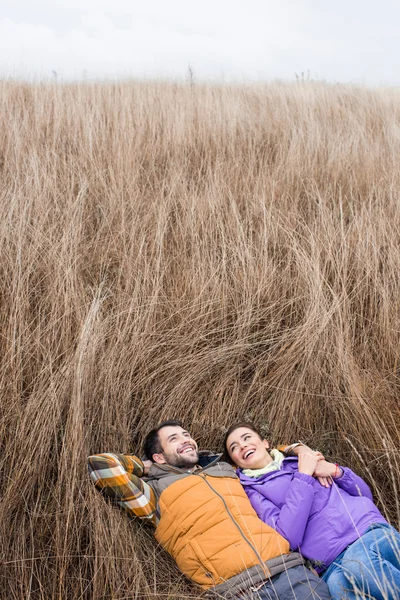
[292,445,332,487]
[298,451,320,476]
[313,460,342,487]
[313,460,336,477]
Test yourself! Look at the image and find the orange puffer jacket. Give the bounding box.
[147,454,303,596]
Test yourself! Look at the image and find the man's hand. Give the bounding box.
[142,459,153,475]
[290,444,324,461]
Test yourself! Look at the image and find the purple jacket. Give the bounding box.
[239,457,387,572]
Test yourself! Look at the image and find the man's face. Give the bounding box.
[153,425,199,469]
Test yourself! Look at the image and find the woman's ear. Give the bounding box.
[263,440,270,451]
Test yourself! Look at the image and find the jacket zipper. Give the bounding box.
[195,472,270,578]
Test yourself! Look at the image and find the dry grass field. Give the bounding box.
[0,79,399,599]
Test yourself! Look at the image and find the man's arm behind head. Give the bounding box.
[88,452,158,524]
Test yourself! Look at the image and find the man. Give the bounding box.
[88,420,331,599]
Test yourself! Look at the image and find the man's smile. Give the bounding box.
[179,444,196,454]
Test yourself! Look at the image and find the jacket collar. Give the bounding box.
[238,456,298,485]
[147,451,222,479]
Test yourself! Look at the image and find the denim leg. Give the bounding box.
[323,523,400,600]
[252,565,331,600]
[322,561,358,600]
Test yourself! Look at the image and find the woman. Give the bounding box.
[224,423,400,600]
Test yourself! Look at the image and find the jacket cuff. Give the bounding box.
[294,472,315,485]
[333,465,346,480]
[280,442,302,456]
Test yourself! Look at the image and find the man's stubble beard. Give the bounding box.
[164,451,199,469]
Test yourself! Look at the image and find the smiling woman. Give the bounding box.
[88,420,332,599]
[224,423,400,600]
[225,423,273,470]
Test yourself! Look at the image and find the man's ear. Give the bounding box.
[263,440,270,450]
[152,453,166,464]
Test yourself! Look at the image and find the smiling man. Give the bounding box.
[146,422,200,468]
[88,420,331,599]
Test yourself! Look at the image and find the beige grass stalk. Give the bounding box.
[0,79,399,598]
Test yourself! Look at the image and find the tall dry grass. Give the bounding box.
[0,79,399,599]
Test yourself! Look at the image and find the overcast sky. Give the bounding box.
[1,0,400,85]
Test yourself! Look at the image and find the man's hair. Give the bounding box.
[223,422,263,457]
[143,420,184,460]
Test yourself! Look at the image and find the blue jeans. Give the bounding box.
[252,565,331,599]
[322,523,400,599]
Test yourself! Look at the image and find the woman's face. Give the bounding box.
[225,426,271,470]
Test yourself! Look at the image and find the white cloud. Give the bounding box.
[0,0,400,84]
